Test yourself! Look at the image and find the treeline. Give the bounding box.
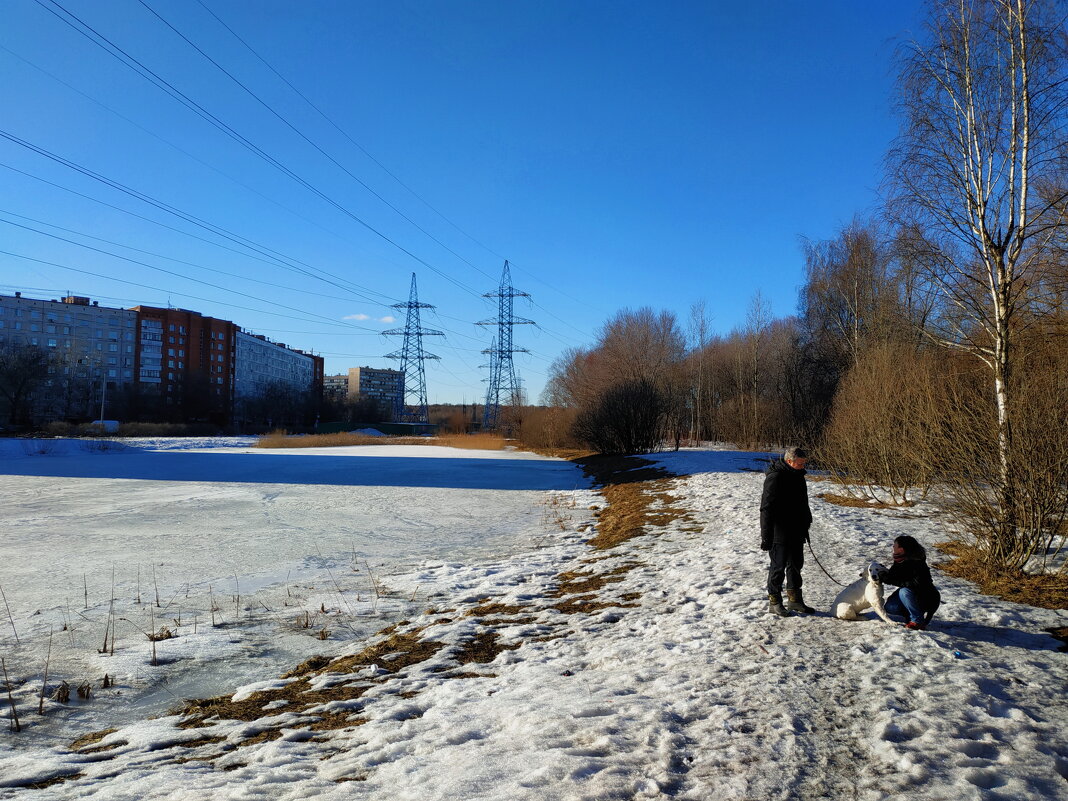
[524,0,1068,577]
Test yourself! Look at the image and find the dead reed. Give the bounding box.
[2,657,20,732]
[0,584,18,643]
[254,431,505,450]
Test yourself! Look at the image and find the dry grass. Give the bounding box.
[572,455,690,550]
[175,629,445,731]
[936,540,1068,610]
[434,433,506,450]
[17,773,84,790]
[550,595,638,615]
[255,431,505,450]
[70,728,118,751]
[464,602,529,618]
[452,631,520,665]
[550,568,628,597]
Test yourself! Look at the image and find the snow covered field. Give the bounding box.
[1,440,1066,800]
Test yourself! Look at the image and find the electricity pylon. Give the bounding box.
[480,337,500,429]
[384,273,443,424]
[477,260,534,431]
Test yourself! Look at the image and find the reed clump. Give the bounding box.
[255,431,506,450]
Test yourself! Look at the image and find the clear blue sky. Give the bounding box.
[0,0,924,403]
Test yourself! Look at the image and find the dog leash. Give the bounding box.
[807,540,849,587]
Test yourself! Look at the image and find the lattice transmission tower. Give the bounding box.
[384,273,443,424]
[478,260,534,431]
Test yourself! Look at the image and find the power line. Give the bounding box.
[0,216,384,334]
[0,143,395,307]
[34,0,486,301]
[0,41,417,291]
[194,0,602,323]
[0,248,377,332]
[0,208,392,313]
[139,0,500,286]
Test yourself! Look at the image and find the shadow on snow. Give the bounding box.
[0,450,587,491]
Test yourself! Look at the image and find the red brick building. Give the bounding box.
[132,306,237,422]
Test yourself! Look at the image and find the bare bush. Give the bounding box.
[515,406,581,455]
[572,380,666,455]
[819,344,940,504]
[915,347,1068,573]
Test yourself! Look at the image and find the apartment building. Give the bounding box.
[347,366,403,410]
[322,373,349,402]
[0,291,324,426]
[0,292,137,420]
[132,305,237,419]
[234,331,324,407]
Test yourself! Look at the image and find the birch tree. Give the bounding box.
[888,0,1068,553]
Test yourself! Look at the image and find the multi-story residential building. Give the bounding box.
[0,292,137,421]
[347,366,403,412]
[132,305,238,420]
[322,373,349,402]
[234,331,324,425]
[0,291,324,426]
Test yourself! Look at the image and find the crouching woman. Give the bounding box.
[882,535,941,630]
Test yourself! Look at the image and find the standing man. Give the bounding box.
[760,446,815,617]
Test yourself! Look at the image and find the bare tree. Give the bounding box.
[888,0,1068,549]
[0,342,52,426]
[687,301,713,444]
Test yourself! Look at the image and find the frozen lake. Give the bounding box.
[0,438,588,732]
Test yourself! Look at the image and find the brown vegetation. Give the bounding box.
[936,541,1068,610]
[255,431,505,450]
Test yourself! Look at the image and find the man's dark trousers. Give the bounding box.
[767,540,805,596]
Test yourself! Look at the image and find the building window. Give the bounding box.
[47,338,57,347]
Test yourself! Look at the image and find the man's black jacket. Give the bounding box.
[759,458,812,549]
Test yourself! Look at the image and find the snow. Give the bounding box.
[0,440,1066,800]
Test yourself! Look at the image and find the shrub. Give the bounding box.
[818,344,939,504]
[572,379,666,455]
[44,421,73,437]
[515,407,582,455]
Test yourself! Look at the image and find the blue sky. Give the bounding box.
[0,0,924,403]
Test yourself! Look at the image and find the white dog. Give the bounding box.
[831,561,897,624]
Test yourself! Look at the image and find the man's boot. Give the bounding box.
[768,593,791,617]
[785,588,815,614]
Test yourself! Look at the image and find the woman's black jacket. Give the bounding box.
[882,559,940,608]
